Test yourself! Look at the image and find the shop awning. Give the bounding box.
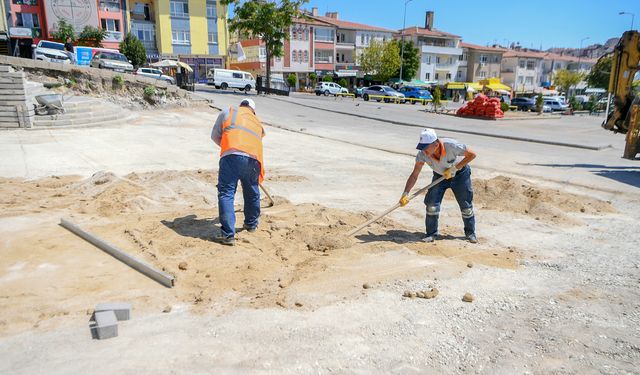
[467,82,483,91]
[335,70,357,77]
[446,82,466,89]
[486,83,512,91]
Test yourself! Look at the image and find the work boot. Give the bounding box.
[423,235,436,243]
[214,235,235,246]
[467,234,478,244]
[243,225,256,233]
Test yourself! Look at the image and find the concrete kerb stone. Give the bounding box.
[95,302,132,321]
[91,310,118,340]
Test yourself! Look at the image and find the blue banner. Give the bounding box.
[75,47,94,66]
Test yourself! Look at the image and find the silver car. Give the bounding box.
[135,67,175,84]
[362,85,405,102]
[90,51,134,73]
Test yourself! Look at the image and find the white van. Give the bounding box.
[207,68,255,92]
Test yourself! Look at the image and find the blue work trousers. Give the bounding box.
[217,154,261,238]
[424,165,475,237]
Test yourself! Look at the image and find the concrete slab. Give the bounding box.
[95,302,132,321]
[92,310,118,340]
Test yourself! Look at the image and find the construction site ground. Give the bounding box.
[0,89,638,374]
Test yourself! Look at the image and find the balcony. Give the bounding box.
[421,45,462,56]
[336,42,355,49]
[99,1,121,12]
[104,31,123,42]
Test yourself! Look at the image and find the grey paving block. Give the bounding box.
[95,302,132,321]
[92,310,118,340]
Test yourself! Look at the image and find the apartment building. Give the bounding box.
[459,42,506,83]
[126,0,228,81]
[501,50,545,93]
[399,11,462,84]
[311,8,394,83]
[540,52,596,89]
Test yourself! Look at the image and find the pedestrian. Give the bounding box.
[211,98,265,246]
[399,128,478,243]
[63,37,76,64]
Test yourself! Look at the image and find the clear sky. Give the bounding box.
[259,0,639,49]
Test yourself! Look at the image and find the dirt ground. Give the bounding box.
[0,170,615,338]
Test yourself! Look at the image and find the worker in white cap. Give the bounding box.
[400,128,478,243]
[211,98,265,246]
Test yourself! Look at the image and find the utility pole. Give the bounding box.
[399,0,413,83]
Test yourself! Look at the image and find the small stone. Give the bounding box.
[276,301,285,308]
[423,288,439,299]
[178,262,188,271]
[416,291,425,298]
[162,305,172,313]
[580,208,586,213]
[86,309,93,315]
[294,302,303,307]
[409,291,417,298]
[362,283,371,289]
[403,290,412,297]
[205,274,211,278]
[462,293,474,303]
[467,263,473,268]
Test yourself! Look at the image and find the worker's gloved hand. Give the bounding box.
[399,192,410,207]
[443,167,458,180]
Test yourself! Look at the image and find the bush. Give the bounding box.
[287,73,297,89]
[78,26,108,47]
[112,75,124,89]
[500,102,510,112]
[535,93,544,113]
[322,75,333,82]
[143,85,156,102]
[338,78,348,88]
[309,72,317,85]
[569,95,580,111]
[432,86,442,106]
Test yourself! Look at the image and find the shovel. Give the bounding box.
[259,183,275,207]
[346,176,445,236]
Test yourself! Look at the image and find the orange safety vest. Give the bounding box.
[220,106,265,183]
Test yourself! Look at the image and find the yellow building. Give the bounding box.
[126,0,228,81]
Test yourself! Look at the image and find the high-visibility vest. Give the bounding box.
[220,106,265,183]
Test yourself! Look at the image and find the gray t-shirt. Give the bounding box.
[416,138,467,175]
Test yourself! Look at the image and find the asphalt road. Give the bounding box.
[196,85,640,195]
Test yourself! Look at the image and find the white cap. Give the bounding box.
[416,128,437,150]
[240,98,256,112]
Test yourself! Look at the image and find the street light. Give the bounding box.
[399,0,413,83]
[619,11,635,30]
[578,36,590,67]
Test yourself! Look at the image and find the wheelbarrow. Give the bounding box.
[34,94,64,115]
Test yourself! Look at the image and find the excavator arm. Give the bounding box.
[603,30,640,159]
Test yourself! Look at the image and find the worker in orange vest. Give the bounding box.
[211,99,265,246]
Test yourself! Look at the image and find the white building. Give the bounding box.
[399,11,462,84]
[501,50,545,93]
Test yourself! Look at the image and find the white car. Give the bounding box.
[315,81,348,96]
[207,68,255,92]
[135,67,175,84]
[543,99,569,111]
[34,41,71,64]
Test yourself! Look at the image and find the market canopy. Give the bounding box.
[486,82,512,92]
[446,82,465,90]
[150,59,193,72]
[466,82,483,91]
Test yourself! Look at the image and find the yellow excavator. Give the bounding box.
[603,30,640,159]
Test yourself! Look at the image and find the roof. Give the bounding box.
[292,16,335,27]
[503,50,598,63]
[503,50,548,59]
[398,26,461,39]
[543,52,598,64]
[460,42,507,53]
[311,15,395,33]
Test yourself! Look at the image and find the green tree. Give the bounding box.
[392,40,420,81]
[553,69,585,96]
[287,73,297,90]
[322,75,333,82]
[309,72,317,85]
[119,32,147,68]
[222,0,308,91]
[50,19,76,42]
[536,93,544,113]
[78,26,107,47]
[586,55,612,89]
[359,40,401,83]
[338,78,348,88]
[432,86,442,106]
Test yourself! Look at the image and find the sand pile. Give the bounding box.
[472,176,615,224]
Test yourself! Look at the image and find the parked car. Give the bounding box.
[355,86,368,98]
[207,68,255,92]
[135,67,175,84]
[362,85,405,102]
[397,86,432,103]
[90,51,134,73]
[33,41,71,64]
[543,98,569,111]
[511,97,536,111]
[315,81,348,96]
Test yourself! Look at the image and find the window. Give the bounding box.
[232,72,242,79]
[315,28,334,42]
[436,56,440,64]
[172,30,190,44]
[457,71,462,79]
[425,56,431,64]
[101,19,120,32]
[435,73,440,80]
[135,25,155,42]
[480,54,487,66]
[490,72,497,78]
[15,13,39,28]
[170,0,189,17]
[208,32,218,44]
[304,29,309,41]
[291,28,297,40]
[315,49,332,63]
[12,0,38,4]
[446,73,451,80]
[206,2,217,18]
[99,1,121,11]
[425,73,430,80]
[292,50,297,62]
[133,3,151,20]
[304,50,308,62]
[447,57,453,64]
[518,76,524,84]
[341,53,345,62]
[493,55,499,63]
[479,71,486,78]
[526,60,535,70]
[525,76,533,84]
[519,60,525,69]
[336,52,340,62]
[361,34,364,44]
